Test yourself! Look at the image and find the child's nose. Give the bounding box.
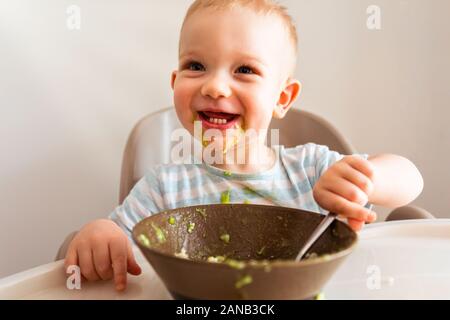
[200,73,232,99]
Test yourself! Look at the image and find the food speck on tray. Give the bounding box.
[314,292,325,300]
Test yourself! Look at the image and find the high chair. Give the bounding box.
[55,107,432,261]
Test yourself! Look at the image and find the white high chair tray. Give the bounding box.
[324,219,450,299]
[0,219,449,300]
[0,246,171,300]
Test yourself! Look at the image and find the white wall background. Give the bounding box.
[0,0,448,278]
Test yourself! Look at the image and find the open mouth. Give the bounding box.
[197,111,240,128]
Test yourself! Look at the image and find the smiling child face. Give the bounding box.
[171,5,300,150]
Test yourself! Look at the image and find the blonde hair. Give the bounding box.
[181,0,298,75]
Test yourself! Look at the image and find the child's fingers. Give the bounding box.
[316,188,376,222]
[126,243,142,276]
[347,218,365,231]
[324,178,368,206]
[64,245,78,272]
[344,155,375,180]
[64,246,89,283]
[92,243,113,281]
[109,238,128,291]
[77,244,101,281]
[339,162,374,196]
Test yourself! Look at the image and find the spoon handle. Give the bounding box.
[295,212,338,262]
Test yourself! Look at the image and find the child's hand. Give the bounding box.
[313,155,377,231]
[64,219,142,291]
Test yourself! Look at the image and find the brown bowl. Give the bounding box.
[132,204,357,300]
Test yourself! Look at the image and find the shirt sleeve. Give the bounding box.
[308,143,372,212]
[108,168,165,239]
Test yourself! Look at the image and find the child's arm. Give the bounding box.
[313,154,423,231]
[64,168,164,291]
[368,154,424,207]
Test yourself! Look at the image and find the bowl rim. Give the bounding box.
[132,203,359,269]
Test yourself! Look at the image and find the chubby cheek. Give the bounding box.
[173,80,197,134]
[240,87,277,131]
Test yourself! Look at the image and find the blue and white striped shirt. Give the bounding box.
[109,143,367,238]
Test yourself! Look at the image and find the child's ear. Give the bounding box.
[171,71,178,90]
[273,78,302,119]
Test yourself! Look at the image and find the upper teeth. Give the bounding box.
[209,118,227,124]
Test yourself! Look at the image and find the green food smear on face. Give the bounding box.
[221,190,231,204]
[151,223,166,243]
[236,124,245,135]
[225,259,246,270]
[168,216,176,225]
[314,292,325,300]
[138,234,151,247]
[224,171,232,177]
[202,134,210,147]
[235,275,253,289]
[195,208,207,218]
[257,246,266,256]
[187,222,196,234]
[223,126,243,155]
[220,233,230,244]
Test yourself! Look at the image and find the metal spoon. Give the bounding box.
[295,204,374,262]
[295,212,338,262]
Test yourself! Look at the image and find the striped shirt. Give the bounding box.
[109,143,368,238]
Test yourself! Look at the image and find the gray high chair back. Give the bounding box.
[55,107,433,261]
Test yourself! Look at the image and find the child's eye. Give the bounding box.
[236,65,255,75]
[186,61,205,72]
